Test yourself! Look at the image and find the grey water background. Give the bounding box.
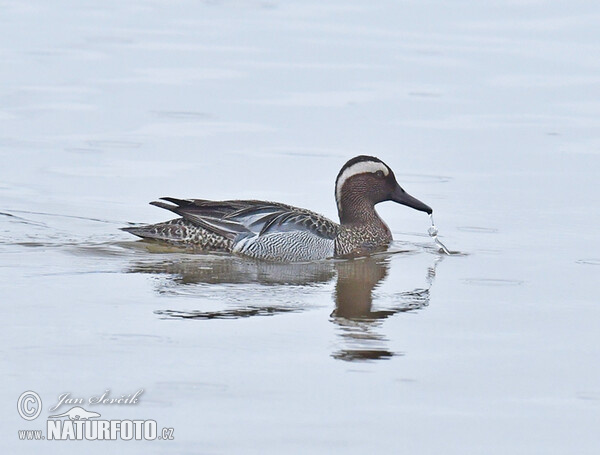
[1,0,599,453]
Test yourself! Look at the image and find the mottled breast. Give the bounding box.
[334,224,393,258]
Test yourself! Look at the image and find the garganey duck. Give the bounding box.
[123,155,432,262]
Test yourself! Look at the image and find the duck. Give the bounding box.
[122,155,433,262]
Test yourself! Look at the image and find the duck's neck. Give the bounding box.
[338,195,386,227]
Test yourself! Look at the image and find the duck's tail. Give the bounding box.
[121,218,234,252]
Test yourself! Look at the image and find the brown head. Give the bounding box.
[335,155,432,225]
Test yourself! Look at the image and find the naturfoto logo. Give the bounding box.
[17,389,174,443]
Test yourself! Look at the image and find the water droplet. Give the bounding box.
[427,225,438,237]
[428,214,450,255]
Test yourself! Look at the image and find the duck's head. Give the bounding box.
[335,155,432,224]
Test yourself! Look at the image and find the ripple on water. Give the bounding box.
[463,278,524,286]
[408,91,442,98]
[457,226,499,234]
[576,259,600,266]
[155,307,300,320]
[331,349,397,362]
[155,381,229,393]
[64,147,103,154]
[245,147,345,159]
[394,173,452,184]
[101,333,173,345]
[86,140,143,149]
[0,211,48,227]
[152,110,213,120]
[475,249,502,255]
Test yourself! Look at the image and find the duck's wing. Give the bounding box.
[150,198,340,241]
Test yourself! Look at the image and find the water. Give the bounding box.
[2,1,600,454]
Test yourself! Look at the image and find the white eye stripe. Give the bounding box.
[335,161,389,202]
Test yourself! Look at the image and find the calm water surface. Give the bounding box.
[2,1,599,453]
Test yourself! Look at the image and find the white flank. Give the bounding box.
[335,160,389,203]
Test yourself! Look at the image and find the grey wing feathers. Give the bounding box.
[150,198,249,240]
[150,198,339,240]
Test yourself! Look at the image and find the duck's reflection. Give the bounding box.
[130,255,335,286]
[331,255,439,361]
[127,245,441,361]
[129,255,335,319]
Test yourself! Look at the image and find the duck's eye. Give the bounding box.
[375,170,385,178]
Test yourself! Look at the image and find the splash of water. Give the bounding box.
[428,213,450,255]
